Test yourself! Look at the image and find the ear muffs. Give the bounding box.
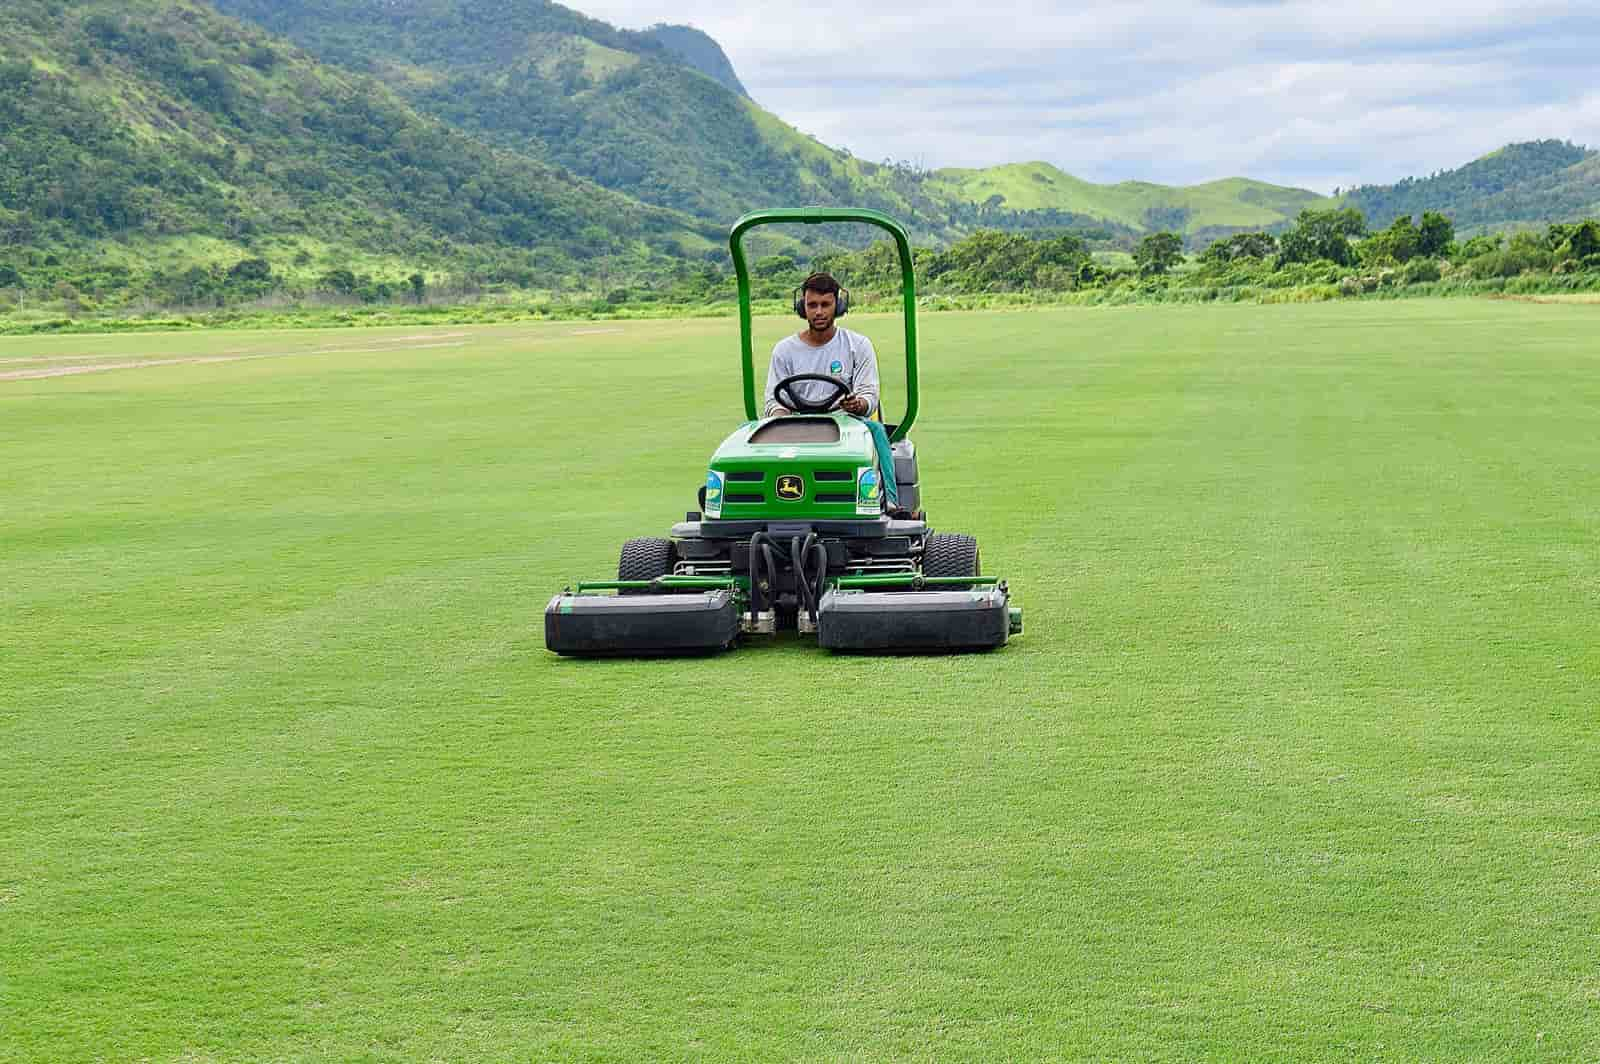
[793,285,850,319]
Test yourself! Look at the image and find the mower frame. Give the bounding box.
[730,207,919,442]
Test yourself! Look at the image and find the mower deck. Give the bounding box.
[817,585,1015,652]
[545,580,1018,657]
[544,516,1022,657]
[544,588,740,657]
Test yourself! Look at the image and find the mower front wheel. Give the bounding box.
[618,537,676,594]
[923,532,980,589]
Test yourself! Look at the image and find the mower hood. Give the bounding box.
[703,413,883,521]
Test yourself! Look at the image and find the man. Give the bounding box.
[764,272,900,511]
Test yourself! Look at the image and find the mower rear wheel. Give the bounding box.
[923,532,980,589]
[618,537,676,595]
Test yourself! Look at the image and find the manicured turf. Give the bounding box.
[4,302,1598,1060]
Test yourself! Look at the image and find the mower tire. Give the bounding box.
[923,532,980,588]
[618,537,676,594]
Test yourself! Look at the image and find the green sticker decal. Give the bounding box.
[704,470,724,518]
[856,465,880,515]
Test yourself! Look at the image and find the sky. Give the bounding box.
[573,0,1600,193]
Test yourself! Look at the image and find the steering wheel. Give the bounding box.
[773,373,850,414]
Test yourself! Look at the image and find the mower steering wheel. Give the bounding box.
[773,373,850,415]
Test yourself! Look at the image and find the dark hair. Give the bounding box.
[800,272,841,298]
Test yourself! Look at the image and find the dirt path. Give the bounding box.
[0,335,473,382]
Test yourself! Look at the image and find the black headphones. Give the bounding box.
[793,274,849,319]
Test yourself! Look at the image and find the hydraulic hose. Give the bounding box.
[747,532,828,629]
[809,541,829,624]
[747,534,762,629]
[790,535,815,623]
[749,531,782,627]
[804,534,827,627]
[760,542,779,618]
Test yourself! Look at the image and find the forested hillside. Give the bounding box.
[208,0,868,228]
[1343,140,1599,231]
[1460,153,1600,232]
[202,0,1320,242]
[0,0,715,302]
[3,0,1597,320]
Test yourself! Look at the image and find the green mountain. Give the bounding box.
[204,0,1333,246]
[1342,140,1599,233]
[3,0,1597,309]
[206,0,984,241]
[641,24,748,98]
[0,0,716,295]
[926,162,1330,242]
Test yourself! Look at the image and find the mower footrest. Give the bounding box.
[817,586,1011,652]
[545,590,739,657]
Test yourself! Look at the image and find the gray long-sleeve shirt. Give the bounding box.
[763,328,879,418]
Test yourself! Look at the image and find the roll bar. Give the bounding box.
[729,207,919,442]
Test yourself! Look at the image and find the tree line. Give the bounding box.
[789,207,1600,303]
[5,200,1600,317]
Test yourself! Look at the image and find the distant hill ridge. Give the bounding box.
[927,161,1330,242]
[2,0,1597,296]
[203,0,1335,241]
[210,1,1598,242]
[1342,140,1599,232]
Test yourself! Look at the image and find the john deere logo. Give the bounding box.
[776,474,804,501]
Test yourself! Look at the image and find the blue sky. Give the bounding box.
[574,0,1600,193]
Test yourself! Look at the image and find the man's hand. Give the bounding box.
[769,405,791,417]
[839,395,870,416]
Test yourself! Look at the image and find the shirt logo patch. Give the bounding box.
[829,360,843,375]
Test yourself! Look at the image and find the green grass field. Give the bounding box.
[4,302,1598,1060]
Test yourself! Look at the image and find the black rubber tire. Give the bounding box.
[617,537,675,595]
[923,532,980,589]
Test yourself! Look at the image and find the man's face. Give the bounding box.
[802,289,837,332]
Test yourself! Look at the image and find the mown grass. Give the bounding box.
[3,302,1598,1059]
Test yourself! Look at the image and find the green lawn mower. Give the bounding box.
[545,207,1022,655]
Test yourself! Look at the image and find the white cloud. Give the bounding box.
[575,0,1600,191]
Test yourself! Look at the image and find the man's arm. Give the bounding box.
[847,333,880,418]
[763,344,790,417]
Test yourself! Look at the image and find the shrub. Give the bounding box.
[228,258,272,283]
[1466,245,1552,279]
[1402,258,1442,284]
[319,268,357,294]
